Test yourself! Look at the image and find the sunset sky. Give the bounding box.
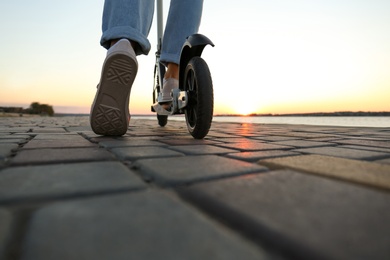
[0,0,389,115]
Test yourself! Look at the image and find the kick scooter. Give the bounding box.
[151,0,214,139]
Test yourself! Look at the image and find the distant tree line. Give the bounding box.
[0,102,54,116]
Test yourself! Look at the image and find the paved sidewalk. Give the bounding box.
[0,116,389,260]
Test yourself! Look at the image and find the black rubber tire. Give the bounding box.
[153,63,168,127]
[157,114,168,127]
[183,57,213,139]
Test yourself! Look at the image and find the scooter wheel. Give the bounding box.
[157,114,168,127]
[184,57,213,139]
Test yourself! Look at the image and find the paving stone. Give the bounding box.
[110,146,184,161]
[0,127,31,133]
[233,132,263,137]
[307,128,348,134]
[339,145,390,153]
[31,128,67,133]
[88,136,124,144]
[226,150,300,162]
[169,145,238,155]
[374,134,390,139]
[305,137,345,142]
[31,134,81,140]
[133,155,267,186]
[65,126,93,132]
[152,127,188,135]
[206,137,253,143]
[126,128,186,137]
[99,140,166,148]
[0,162,145,203]
[177,170,390,260]
[10,134,35,138]
[158,138,220,145]
[216,142,292,151]
[293,146,390,160]
[126,131,177,138]
[251,136,302,142]
[21,191,266,260]
[11,148,115,165]
[334,139,390,149]
[207,132,239,138]
[226,130,263,136]
[79,131,106,139]
[22,139,96,149]
[270,140,335,148]
[260,155,390,190]
[0,208,12,258]
[275,132,334,138]
[338,136,387,141]
[0,134,31,138]
[0,144,18,159]
[0,134,29,139]
[375,158,390,165]
[0,138,28,144]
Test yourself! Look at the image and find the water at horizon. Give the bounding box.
[133,115,390,128]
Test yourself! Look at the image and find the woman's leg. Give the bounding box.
[159,0,203,108]
[161,0,204,66]
[92,0,156,136]
[101,0,155,55]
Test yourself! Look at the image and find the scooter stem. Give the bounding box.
[156,0,164,51]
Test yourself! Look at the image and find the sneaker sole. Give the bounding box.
[90,54,137,136]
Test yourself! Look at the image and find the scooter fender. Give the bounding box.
[179,34,214,90]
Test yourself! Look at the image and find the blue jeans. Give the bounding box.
[101,0,203,64]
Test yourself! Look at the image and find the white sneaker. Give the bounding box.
[160,78,179,103]
[90,39,138,136]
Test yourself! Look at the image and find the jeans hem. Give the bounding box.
[100,26,151,56]
[160,53,181,65]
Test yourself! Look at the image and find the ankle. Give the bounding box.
[164,63,179,80]
[110,39,119,48]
